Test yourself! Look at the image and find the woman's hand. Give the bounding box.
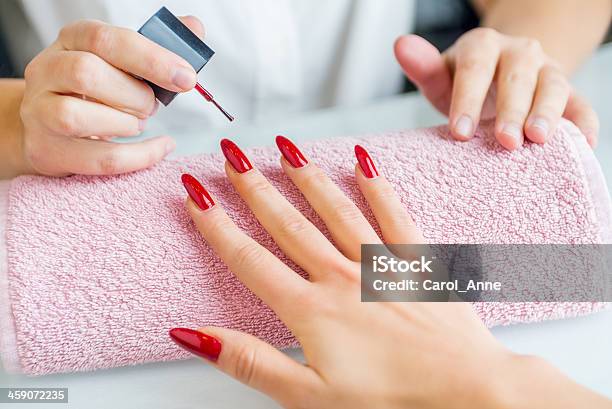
[17,17,204,176]
[394,29,599,150]
[169,136,609,408]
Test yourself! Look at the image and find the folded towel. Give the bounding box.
[1,119,610,375]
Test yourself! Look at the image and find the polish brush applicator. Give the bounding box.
[138,6,234,121]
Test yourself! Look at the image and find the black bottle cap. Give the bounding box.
[138,7,214,105]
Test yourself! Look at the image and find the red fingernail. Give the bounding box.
[169,328,222,362]
[181,173,215,210]
[275,135,308,168]
[354,145,379,179]
[220,139,253,173]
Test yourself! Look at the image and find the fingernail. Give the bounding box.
[220,139,253,174]
[169,328,221,362]
[172,66,196,90]
[181,173,215,210]
[355,145,379,179]
[502,123,523,146]
[275,135,308,168]
[454,115,474,139]
[528,117,549,141]
[165,139,176,155]
[138,119,147,131]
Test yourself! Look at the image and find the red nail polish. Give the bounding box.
[181,173,215,210]
[220,139,253,173]
[275,135,308,168]
[354,145,379,179]
[169,328,222,362]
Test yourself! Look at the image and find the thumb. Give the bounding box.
[394,35,452,115]
[169,327,320,406]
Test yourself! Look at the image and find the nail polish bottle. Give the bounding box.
[138,7,233,121]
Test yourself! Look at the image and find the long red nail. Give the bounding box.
[354,145,379,178]
[220,139,252,173]
[181,174,215,210]
[275,135,308,168]
[169,328,222,362]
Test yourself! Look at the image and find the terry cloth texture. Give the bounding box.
[1,119,610,375]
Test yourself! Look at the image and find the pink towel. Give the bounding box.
[1,119,610,375]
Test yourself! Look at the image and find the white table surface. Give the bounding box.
[2,45,611,408]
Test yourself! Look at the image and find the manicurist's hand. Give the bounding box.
[171,136,611,408]
[395,30,599,150]
[16,16,204,176]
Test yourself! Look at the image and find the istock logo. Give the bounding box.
[372,255,434,274]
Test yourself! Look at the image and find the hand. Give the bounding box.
[394,29,599,150]
[167,136,598,409]
[17,16,204,176]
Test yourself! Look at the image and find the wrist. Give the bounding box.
[488,353,610,409]
[0,79,34,179]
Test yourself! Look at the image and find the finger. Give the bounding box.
[277,136,381,261]
[47,50,156,118]
[524,65,571,144]
[182,174,310,315]
[178,15,205,39]
[220,139,347,279]
[494,46,542,150]
[39,94,144,137]
[563,92,599,148]
[59,20,197,92]
[52,135,175,175]
[353,146,425,244]
[394,35,452,115]
[169,327,320,408]
[448,28,500,140]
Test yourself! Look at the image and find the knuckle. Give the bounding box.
[374,183,399,201]
[58,25,71,43]
[205,213,234,233]
[301,168,329,191]
[292,287,314,307]
[523,37,543,54]
[499,70,536,89]
[231,344,259,385]
[277,215,311,238]
[86,23,113,55]
[233,242,265,270]
[141,53,164,76]
[244,177,274,198]
[58,21,80,44]
[541,66,569,92]
[69,54,98,93]
[53,98,81,135]
[290,287,322,313]
[335,258,361,285]
[331,202,363,224]
[470,27,499,44]
[385,212,415,232]
[456,56,488,75]
[23,58,40,81]
[97,151,122,175]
